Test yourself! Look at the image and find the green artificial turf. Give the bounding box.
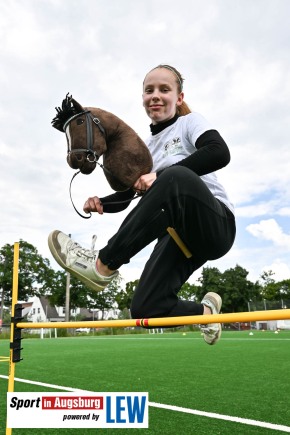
[0,330,290,434]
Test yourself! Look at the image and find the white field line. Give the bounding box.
[75,336,290,341]
[12,335,290,342]
[72,337,290,342]
[1,375,290,433]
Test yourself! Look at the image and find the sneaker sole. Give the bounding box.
[48,231,105,293]
[203,292,222,314]
[202,292,222,345]
[204,324,222,345]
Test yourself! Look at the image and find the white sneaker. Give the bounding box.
[200,292,222,345]
[48,230,119,292]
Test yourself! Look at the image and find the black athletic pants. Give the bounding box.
[99,166,236,318]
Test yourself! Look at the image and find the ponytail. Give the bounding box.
[177,100,191,116]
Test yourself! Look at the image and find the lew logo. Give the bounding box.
[106,395,147,424]
[7,392,149,428]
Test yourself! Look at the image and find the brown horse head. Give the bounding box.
[52,94,153,191]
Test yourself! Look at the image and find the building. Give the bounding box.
[25,296,119,324]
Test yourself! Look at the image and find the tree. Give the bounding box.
[0,241,54,304]
[195,265,261,313]
[115,279,139,312]
[178,282,200,301]
[279,279,290,301]
[259,270,283,301]
[195,267,223,302]
[48,271,123,318]
[86,275,123,319]
[0,245,11,324]
[221,265,261,312]
[47,271,95,310]
[259,272,290,307]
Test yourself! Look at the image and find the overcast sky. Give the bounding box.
[1,0,290,287]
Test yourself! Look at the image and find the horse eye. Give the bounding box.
[76,118,84,125]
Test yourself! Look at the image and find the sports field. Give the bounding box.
[1,330,290,434]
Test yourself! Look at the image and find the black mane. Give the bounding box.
[51,93,80,132]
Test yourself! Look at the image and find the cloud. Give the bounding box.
[246,219,290,248]
[262,260,290,282]
[236,201,278,218]
[278,207,290,217]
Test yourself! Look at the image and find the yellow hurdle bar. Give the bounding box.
[16,309,290,329]
[7,242,20,435]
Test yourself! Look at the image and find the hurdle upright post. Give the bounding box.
[6,242,20,435]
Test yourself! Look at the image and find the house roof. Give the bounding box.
[78,307,94,321]
[39,296,59,319]
[21,301,33,317]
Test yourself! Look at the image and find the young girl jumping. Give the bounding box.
[48,64,236,345]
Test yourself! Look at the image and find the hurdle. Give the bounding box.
[4,242,290,434]
[14,308,290,329]
[6,242,20,435]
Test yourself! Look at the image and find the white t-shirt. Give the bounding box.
[145,112,235,215]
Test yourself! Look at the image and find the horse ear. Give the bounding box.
[71,98,85,112]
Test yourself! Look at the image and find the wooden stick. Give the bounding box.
[167,227,192,258]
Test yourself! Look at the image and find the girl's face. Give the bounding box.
[142,68,184,125]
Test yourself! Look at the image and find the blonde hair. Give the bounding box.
[149,64,191,116]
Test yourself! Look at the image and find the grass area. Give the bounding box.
[1,330,290,434]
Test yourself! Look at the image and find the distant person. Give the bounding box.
[48,64,236,345]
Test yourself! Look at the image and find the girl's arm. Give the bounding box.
[99,188,136,213]
[158,130,230,177]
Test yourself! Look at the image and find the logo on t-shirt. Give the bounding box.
[163,137,183,157]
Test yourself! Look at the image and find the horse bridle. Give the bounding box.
[65,110,141,219]
[64,110,106,163]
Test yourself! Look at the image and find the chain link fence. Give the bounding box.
[248,299,290,311]
[225,299,290,331]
